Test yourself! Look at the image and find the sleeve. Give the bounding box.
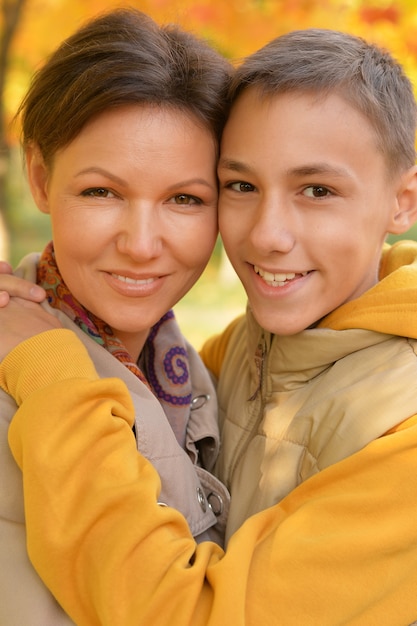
[0,329,99,403]
[4,333,417,626]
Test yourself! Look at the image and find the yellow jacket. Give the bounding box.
[3,240,417,625]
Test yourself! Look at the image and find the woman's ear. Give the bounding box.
[25,144,51,215]
[389,165,417,235]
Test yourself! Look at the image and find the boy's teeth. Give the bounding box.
[254,265,306,285]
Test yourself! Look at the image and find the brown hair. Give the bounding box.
[228,29,416,173]
[17,7,232,166]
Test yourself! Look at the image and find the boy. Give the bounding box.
[202,27,417,540]
[2,28,417,625]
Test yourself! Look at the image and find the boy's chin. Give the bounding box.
[249,306,316,336]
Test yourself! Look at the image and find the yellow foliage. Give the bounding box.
[6,0,417,136]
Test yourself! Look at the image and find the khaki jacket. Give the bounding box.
[214,309,417,540]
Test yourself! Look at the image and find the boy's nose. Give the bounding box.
[249,197,296,254]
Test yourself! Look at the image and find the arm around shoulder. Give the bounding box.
[7,352,417,626]
[0,328,99,404]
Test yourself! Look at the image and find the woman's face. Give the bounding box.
[28,105,218,359]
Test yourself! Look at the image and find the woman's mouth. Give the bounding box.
[111,272,156,285]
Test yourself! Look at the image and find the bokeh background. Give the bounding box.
[2,0,417,347]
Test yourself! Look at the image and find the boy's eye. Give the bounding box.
[171,194,201,205]
[303,185,332,198]
[228,182,255,193]
[81,188,114,198]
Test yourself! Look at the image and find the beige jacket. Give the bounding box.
[0,253,229,626]
[205,237,417,543]
[214,308,417,540]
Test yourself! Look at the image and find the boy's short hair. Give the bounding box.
[229,29,416,173]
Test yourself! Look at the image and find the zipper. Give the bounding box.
[249,340,266,401]
[228,335,268,487]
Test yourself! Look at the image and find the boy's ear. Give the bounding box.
[25,144,50,215]
[389,165,417,234]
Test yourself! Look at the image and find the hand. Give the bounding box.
[0,297,61,361]
[0,261,46,307]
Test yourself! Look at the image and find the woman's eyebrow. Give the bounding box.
[165,178,216,191]
[75,166,127,186]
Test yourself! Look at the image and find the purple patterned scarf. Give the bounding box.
[37,242,192,447]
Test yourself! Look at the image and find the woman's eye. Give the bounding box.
[171,194,201,205]
[228,182,255,193]
[303,185,332,198]
[81,188,113,198]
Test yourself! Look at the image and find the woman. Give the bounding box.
[0,7,232,625]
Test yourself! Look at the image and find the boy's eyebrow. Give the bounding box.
[218,158,352,180]
[217,158,254,174]
[289,163,352,179]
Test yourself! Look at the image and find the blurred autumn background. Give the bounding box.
[2,0,417,346]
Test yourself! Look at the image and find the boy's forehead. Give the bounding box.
[224,87,376,145]
[220,87,384,177]
[229,85,354,120]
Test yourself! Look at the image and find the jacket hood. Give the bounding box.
[318,239,417,338]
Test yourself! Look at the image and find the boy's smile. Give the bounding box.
[218,88,413,335]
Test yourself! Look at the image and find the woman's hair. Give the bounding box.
[17,7,233,165]
[228,28,417,173]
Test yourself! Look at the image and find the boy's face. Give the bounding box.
[218,88,410,335]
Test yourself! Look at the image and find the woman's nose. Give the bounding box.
[116,203,163,260]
